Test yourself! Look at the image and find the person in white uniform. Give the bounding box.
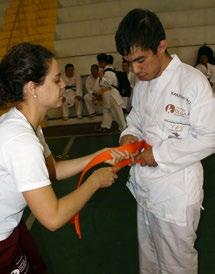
[96,53,126,132]
[195,45,215,94]
[115,9,215,274]
[62,63,83,119]
[84,64,100,117]
[0,43,129,274]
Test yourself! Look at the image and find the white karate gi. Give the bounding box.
[62,71,83,118]
[121,55,215,273]
[84,74,100,115]
[100,65,126,131]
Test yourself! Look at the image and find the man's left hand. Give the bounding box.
[135,147,157,167]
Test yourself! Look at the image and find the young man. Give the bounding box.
[115,9,215,274]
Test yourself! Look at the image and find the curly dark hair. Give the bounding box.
[115,9,166,56]
[0,42,54,105]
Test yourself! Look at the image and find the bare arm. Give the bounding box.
[46,148,129,181]
[45,151,102,181]
[23,166,117,231]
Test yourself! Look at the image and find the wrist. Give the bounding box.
[86,176,100,192]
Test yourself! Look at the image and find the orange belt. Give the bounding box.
[69,140,150,239]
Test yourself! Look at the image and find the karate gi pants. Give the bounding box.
[137,201,202,274]
[101,91,126,131]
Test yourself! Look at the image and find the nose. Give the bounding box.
[132,62,141,75]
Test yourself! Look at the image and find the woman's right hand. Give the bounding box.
[88,167,118,189]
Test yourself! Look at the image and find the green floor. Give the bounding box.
[26,131,215,274]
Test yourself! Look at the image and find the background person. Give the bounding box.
[84,64,100,117]
[0,43,129,274]
[195,45,215,94]
[96,53,126,132]
[115,8,215,274]
[62,63,83,119]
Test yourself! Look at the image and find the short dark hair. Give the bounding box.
[65,63,74,70]
[96,53,108,63]
[115,9,166,55]
[107,55,114,65]
[91,64,99,70]
[0,42,54,105]
[196,45,214,65]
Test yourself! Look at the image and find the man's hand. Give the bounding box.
[120,134,138,145]
[135,147,157,167]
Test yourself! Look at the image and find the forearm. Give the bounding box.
[24,178,99,231]
[53,177,99,230]
[54,153,96,180]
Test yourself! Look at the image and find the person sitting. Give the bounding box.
[195,45,215,94]
[62,63,83,119]
[84,64,100,117]
[96,53,126,132]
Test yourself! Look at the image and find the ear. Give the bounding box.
[24,81,38,98]
[158,40,168,54]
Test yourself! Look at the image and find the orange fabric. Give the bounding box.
[69,140,150,239]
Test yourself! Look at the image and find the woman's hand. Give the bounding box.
[88,167,118,189]
[105,149,130,165]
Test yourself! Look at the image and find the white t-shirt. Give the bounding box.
[0,107,51,240]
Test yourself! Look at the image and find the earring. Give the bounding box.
[33,94,37,98]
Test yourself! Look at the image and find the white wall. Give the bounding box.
[55,0,215,75]
[0,0,8,30]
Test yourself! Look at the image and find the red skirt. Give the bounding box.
[0,220,48,274]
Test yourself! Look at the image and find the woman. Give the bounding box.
[0,43,128,274]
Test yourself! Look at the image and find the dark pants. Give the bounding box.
[0,220,48,274]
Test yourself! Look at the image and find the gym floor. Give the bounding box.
[24,123,215,274]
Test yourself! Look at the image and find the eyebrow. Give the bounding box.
[124,55,145,64]
[131,56,145,63]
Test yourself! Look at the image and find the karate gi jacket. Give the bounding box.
[121,55,215,225]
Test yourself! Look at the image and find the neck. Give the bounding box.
[16,102,44,132]
[159,53,172,76]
